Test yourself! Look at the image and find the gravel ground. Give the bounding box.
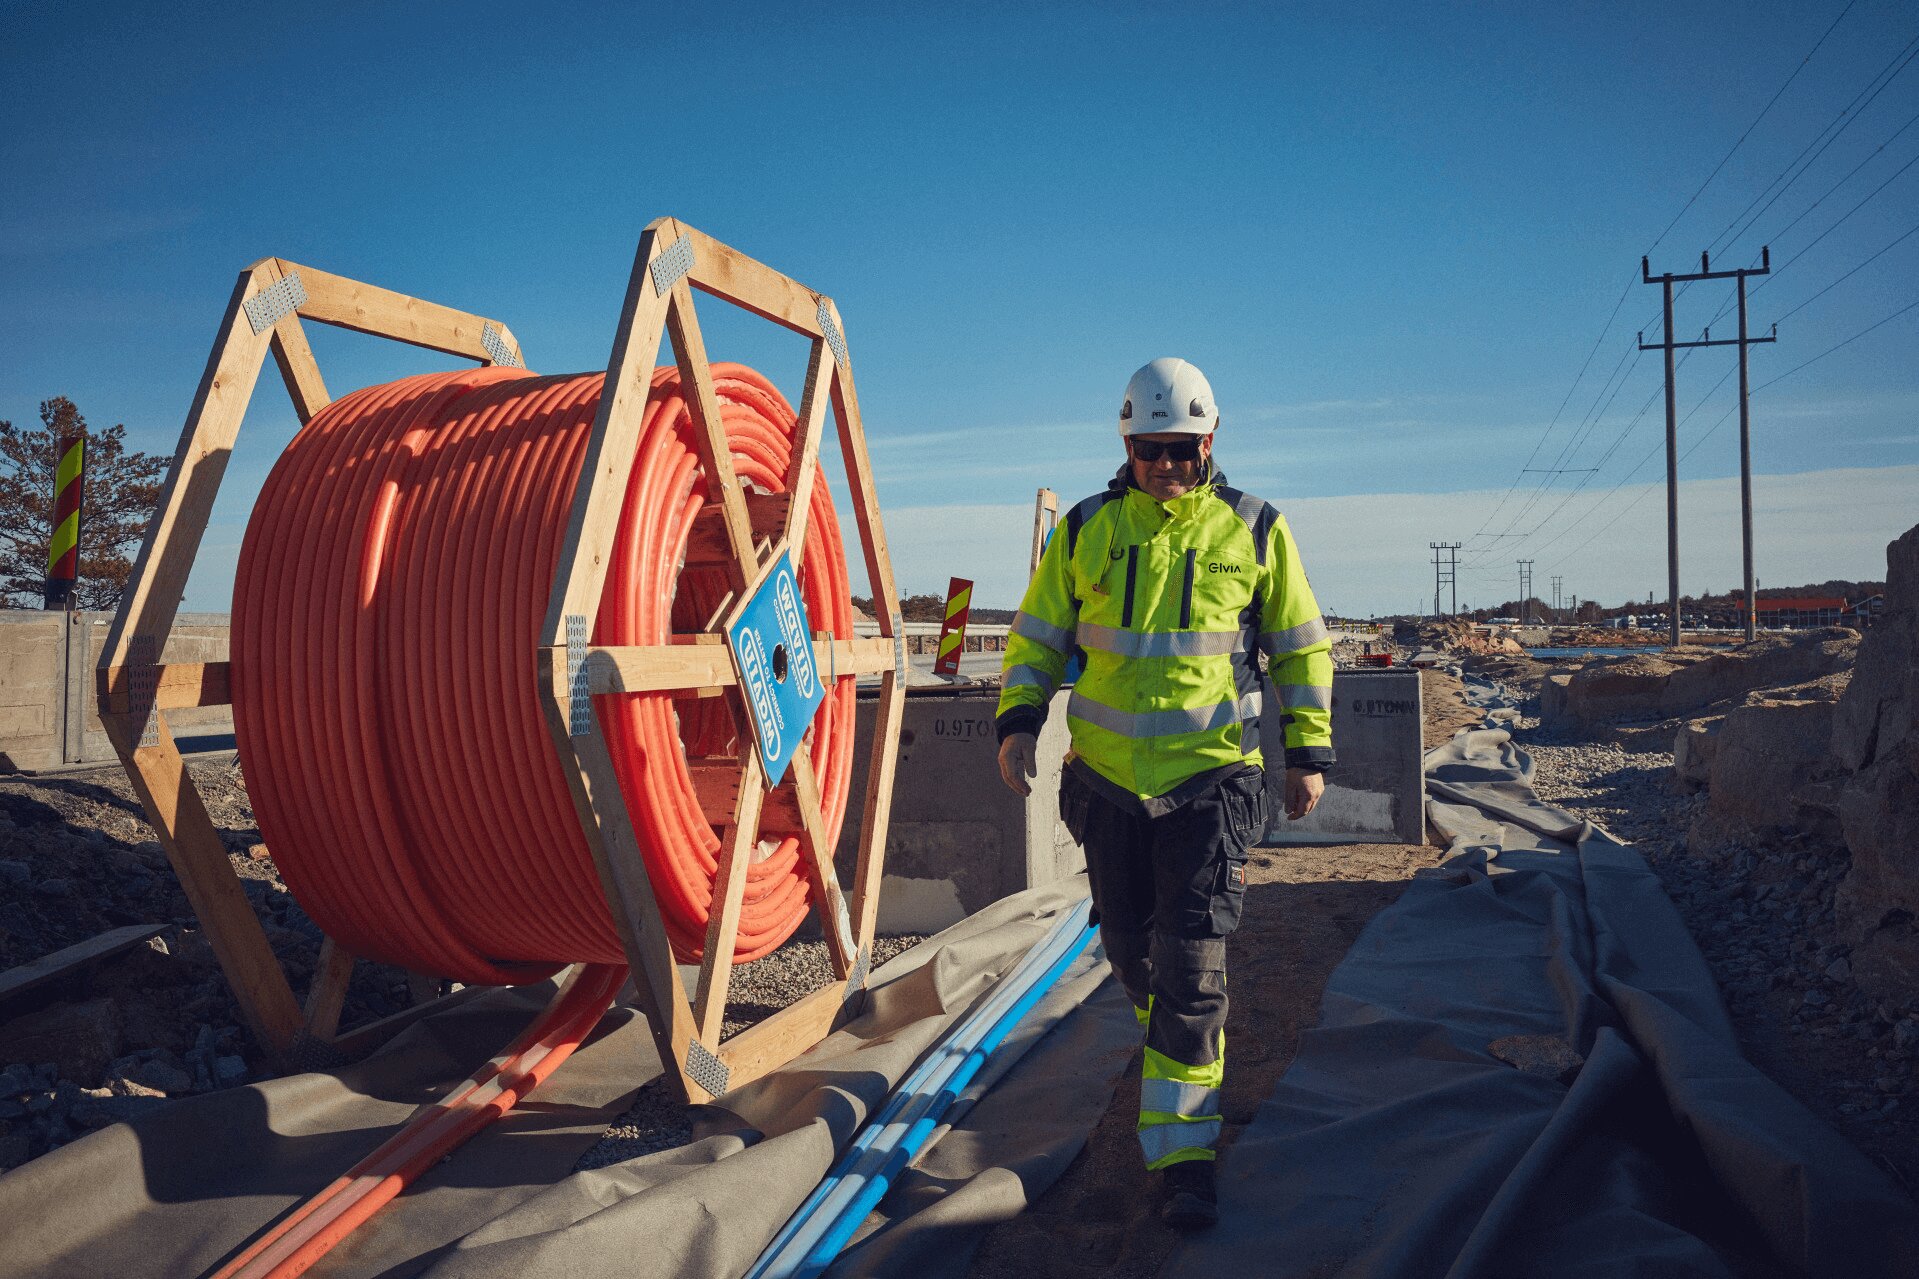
[0,754,927,1180]
[1485,679,1919,1195]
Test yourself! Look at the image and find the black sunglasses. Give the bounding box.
[1129,437,1204,463]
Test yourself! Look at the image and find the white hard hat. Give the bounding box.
[1119,358,1218,437]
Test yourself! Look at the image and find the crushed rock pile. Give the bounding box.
[0,760,421,1172]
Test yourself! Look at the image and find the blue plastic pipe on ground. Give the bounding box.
[746,898,1099,1279]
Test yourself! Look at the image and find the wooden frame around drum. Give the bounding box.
[95,219,907,1102]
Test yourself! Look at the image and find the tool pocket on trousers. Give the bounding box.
[1223,773,1269,846]
[1210,848,1248,935]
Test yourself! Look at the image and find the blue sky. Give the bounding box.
[3,1,1913,614]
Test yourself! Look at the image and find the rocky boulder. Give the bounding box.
[1832,523,1919,1005]
[0,999,123,1084]
[1673,715,1723,792]
[1684,674,1850,857]
[1660,630,1858,718]
[1541,653,1688,728]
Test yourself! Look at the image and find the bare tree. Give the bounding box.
[0,398,168,609]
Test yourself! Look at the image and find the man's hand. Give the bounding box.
[998,733,1038,797]
[1284,767,1324,821]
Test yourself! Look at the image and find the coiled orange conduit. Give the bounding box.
[232,360,857,984]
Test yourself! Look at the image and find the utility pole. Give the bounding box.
[1429,542,1461,618]
[1641,248,1776,646]
[1550,575,1564,622]
[1517,560,1534,626]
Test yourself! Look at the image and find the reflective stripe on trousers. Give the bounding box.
[1140,1077,1221,1118]
[1138,1117,1223,1167]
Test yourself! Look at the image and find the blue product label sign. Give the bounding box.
[727,551,825,785]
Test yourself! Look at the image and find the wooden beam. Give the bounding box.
[281,260,514,364]
[666,280,758,585]
[0,924,166,1010]
[100,259,283,673]
[268,313,331,425]
[684,493,791,568]
[780,339,834,563]
[537,670,710,1102]
[718,980,848,1085]
[692,752,766,1044]
[326,983,489,1060]
[819,295,907,951]
[101,710,304,1056]
[789,753,855,977]
[301,938,356,1042]
[674,220,827,338]
[540,222,677,648]
[98,661,232,712]
[685,757,743,827]
[542,638,895,699]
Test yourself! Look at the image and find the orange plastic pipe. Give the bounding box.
[211,963,626,1279]
[231,362,856,983]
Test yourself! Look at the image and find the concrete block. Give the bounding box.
[1262,669,1425,845]
[0,612,64,772]
[831,688,1078,935]
[0,609,238,771]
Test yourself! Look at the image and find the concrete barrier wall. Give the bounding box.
[0,610,235,772]
[830,688,1079,936]
[1261,668,1425,845]
[829,667,1427,934]
[0,612,65,771]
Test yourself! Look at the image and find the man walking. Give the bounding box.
[995,358,1334,1228]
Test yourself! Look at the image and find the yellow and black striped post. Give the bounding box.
[44,433,84,610]
[933,576,972,677]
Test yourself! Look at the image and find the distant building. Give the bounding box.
[1752,597,1850,628]
[1849,595,1884,627]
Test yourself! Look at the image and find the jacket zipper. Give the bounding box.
[1180,548,1195,628]
[1121,546,1139,628]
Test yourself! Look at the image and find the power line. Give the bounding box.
[1775,217,1919,324]
[1645,0,1861,255]
[1546,293,1919,573]
[1759,294,1919,388]
[1707,36,1919,258]
[1699,125,1919,332]
[1469,6,1861,556]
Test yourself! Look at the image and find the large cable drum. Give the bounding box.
[231,361,856,987]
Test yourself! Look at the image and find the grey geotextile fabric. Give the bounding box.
[1167,727,1919,1278]
[0,877,1135,1279]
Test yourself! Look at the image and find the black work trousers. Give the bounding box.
[1058,764,1267,1068]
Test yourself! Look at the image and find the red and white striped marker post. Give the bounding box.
[44,433,84,610]
[933,577,973,677]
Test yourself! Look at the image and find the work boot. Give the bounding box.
[1159,1159,1218,1229]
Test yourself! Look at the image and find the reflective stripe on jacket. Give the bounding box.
[996,466,1334,803]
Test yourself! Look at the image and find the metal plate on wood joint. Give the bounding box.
[844,947,869,998]
[817,300,849,371]
[244,272,308,334]
[893,629,907,680]
[129,635,159,748]
[566,614,592,737]
[651,236,695,296]
[481,323,523,368]
[685,1039,730,1097]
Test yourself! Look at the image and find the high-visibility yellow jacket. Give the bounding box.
[997,467,1334,812]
